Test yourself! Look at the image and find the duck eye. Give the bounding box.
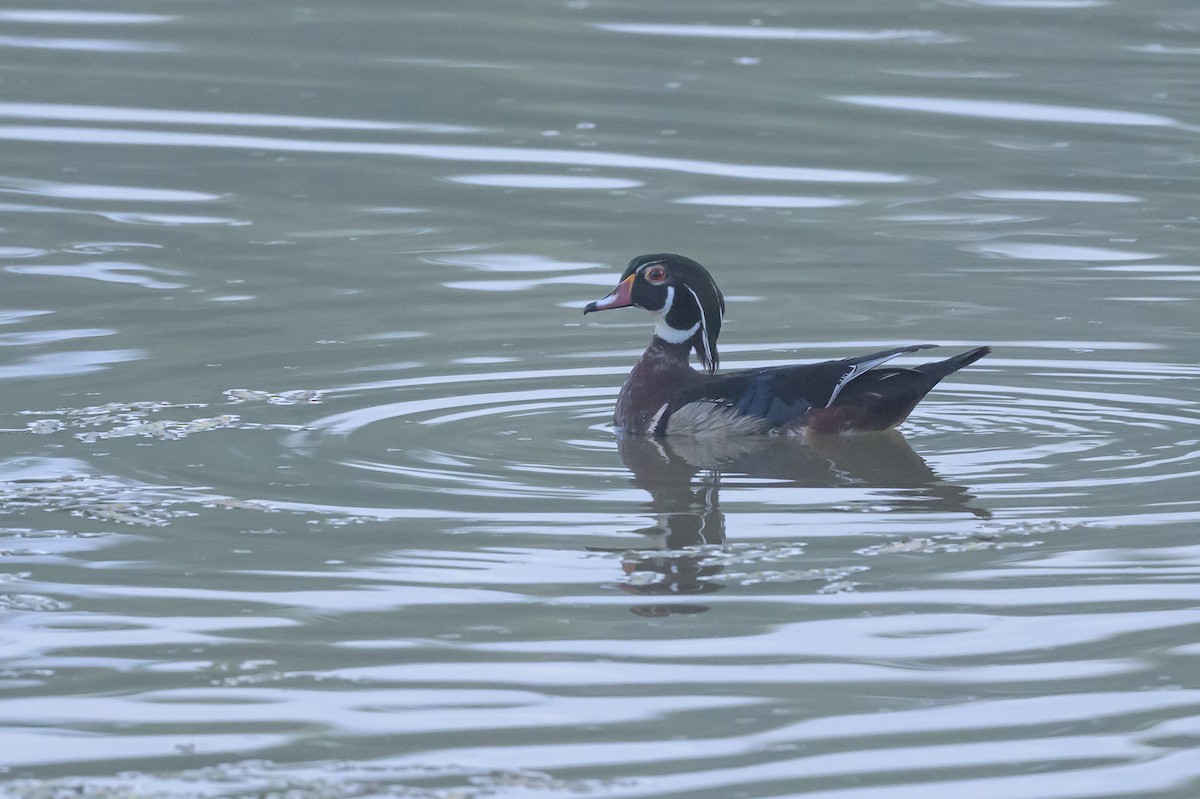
[645,265,667,284]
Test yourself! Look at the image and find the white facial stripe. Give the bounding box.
[683,284,713,365]
[658,286,674,317]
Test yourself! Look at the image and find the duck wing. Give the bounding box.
[656,345,987,435]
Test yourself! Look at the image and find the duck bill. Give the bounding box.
[583,274,636,314]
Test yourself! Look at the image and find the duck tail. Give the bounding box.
[916,346,990,383]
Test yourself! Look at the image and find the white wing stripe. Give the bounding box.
[824,351,911,406]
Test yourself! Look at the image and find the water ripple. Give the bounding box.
[449,174,644,189]
[253,349,1200,545]
[0,200,246,227]
[595,23,963,44]
[0,126,912,184]
[0,11,175,25]
[0,102,480,133]
[5,261,187,289]
[2,348,1197,792]
[966,242,1160,261]
[0,350,144,380]
[0,35,177,53]
[675,194,859,208]
[834,95,1180,127]
[968,189,1142,203]
[0,174,221,202]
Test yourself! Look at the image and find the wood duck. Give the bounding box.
[583,253,990,436]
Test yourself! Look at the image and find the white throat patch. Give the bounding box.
[655,317,699,343]
[652,285,700,343]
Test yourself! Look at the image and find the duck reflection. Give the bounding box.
[608,431,987,614]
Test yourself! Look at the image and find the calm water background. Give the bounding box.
[2,1,1199,797]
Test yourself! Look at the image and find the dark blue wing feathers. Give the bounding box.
[660,344,971,432]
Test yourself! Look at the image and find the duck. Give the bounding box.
[583,253,990,437]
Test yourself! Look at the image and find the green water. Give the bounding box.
[1,2,1198,797]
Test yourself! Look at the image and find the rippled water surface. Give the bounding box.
[2,1,1199,797]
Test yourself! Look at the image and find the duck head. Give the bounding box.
[584,253,725,372]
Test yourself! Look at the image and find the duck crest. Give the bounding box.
[680,281,721,373]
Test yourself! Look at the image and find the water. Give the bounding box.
[1,1,1199,797]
